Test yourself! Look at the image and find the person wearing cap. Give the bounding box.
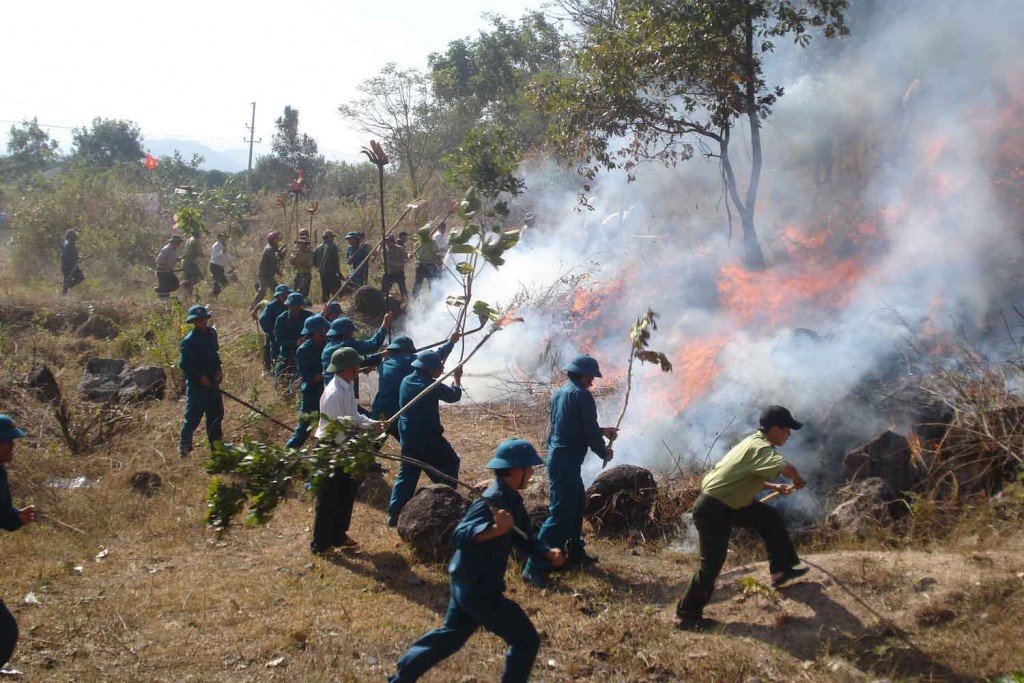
[388,439,565,683]
[321,313,392,395]
[386,348,463,525]
[321,301,343,323]
[344,231,371,288]
[412,222,440,298]
[274,292,313,385]
[310,347,384,555]
[371,331,459,437]
[284,315,331,449]
[523,354,617,587]
[180,232,205,302]
[673,405,809,632]
[0,415,35,670]
[154,234,184,298]
[60,229,84,295]
[395,231,409,250]
[250,231,284,308]
[177,306,223,458]
[519,212,537,245]
[313,230,342,303]
[290,233,315,299]
[255,284,291,373]
[381,234,409,301]
[209,231,232,297]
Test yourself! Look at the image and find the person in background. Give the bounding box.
[285,315,331,449]
[412,223,440,298]
[274,292,314,386]
[60,229,84,295]
[250,231,283,308]
[155,234,184,299]
[344,231,371,288]
[291,230,315,300]
[180,232,204,301]
[254,284,290,374]
[523,354,616,588]
[209,231,232,297]
[177,306,223,459]
[381,233,409,301]
[388,440,565,683]
[371,331,459,438]
[0,414,36,672]
[313,230,342,303]
[673,405,809,632]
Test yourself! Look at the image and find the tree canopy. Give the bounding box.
[4,117,60,179]
[71,117,145,168]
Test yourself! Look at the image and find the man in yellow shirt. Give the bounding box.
[675,405,809,631]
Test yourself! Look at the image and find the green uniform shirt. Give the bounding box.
[701,431,787,509]
[416,235,437,265]
[291,248,314,273]
[182,236,201,267]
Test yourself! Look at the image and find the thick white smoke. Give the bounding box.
[402,0,1024,502]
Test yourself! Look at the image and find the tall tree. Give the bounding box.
[338,64,447,197]
[252,106,325,191]
[4,117,60,178]
[71,117,145,168]
[539,0,848,269]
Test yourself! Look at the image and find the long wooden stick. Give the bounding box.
[219,388,293,432]
[414,319,487,352]
[40,511,86,535]
[604,351,636,469]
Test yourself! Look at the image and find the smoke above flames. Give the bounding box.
[404,0,1024,505]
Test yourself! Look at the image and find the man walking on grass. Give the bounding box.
[60,229,84,295]
[178,305,223,459]
[674,405,809,632]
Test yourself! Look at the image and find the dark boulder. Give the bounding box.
[841,431,918,493]
[353,286,386,317]
[130,471,162,496]
[583,464,658,536]
[75,314,119,340]
[397,484,470,563]
[826,477,905,538]
[26,364,61,404]
[80,359,166,402]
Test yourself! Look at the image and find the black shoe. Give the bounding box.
[771,566,810,588]
[673,615,718,632]
[568,549,599,567]
[386,514,398,528]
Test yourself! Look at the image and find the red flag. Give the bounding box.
[144,153,158,170]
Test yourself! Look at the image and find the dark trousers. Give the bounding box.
[390,584,539,683]
[381,271,408,299]
[676,494,800,620]
[179,383,224,456]
[293,272,312,299]
[319,272,341,303]
[285,388,321,449]
[387,437,460,519]
[524,449,585,576]
[412,264,437,297]
[210,264,228,296]
[156,271,179,298]
[0,600,17,669]
[311,471,360,552]
[250,275,277,309]
[62,267,84,294]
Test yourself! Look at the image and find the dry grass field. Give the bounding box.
[1,273,1023,682]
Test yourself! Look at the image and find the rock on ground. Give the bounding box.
[130,471,162,496]
[26,363,61,404]
[841,431,918,493]
[75,314,120,340]
[826,477,905,537]
[583,464,657,536]
[353,286,386,316]
[397,484,470,563]
[80,359,166,402]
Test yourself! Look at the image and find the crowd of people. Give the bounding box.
[24,215,813,681]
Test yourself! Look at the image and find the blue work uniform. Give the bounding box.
[372,339,456,430]
[324,325,388,394]
[523,378,607,578]
[177,326,224,456]
[346,242,371,286]
[387,369,462,520]
[258,299,286,370]
[274,309,313,362]
[1,466,25,666]
[285,337,326,448]
[390,478,549,683]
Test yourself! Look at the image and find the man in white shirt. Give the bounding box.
[209,232,232,297]
[311,347,382,555]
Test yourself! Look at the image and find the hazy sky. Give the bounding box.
[2,0,544,162]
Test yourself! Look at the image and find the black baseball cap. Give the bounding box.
[759,405,802,431]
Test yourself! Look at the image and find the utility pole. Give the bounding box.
[244,101,261,190]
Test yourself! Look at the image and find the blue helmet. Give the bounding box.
[411,350,444,371]
[345,231,361,240]
[0,415,26,443]
[326,317,356,339]
[324,301,343,315]
[564,354,602,378]
[185,305,211,322]
[285,292,305,307]
[301,314,330,336]
[274,284,291,297]
[486,439,543,469]
[387,335,415,353]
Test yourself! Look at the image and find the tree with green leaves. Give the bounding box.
[4,117,60,179]
[252,106,325,191]
[70,117,145,168]
[538,0,849,269]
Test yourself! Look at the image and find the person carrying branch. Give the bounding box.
[674,405,809,632]
[290,231,315,299]
[386,349,463,526]
[177,305,224,459]
[285,314,330,449]
[388,439,565,683]
[371,332,459,438]
[0,414,35,672]
[180,232,205,302]
[523,354,617,588]
[60,229,84,295]
[310,347,384,556]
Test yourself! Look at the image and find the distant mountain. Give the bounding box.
[145,138,252,173]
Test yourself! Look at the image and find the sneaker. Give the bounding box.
[673,615,718,632]
[770,566,810,588]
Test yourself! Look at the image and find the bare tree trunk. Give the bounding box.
[720,130,766,270]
